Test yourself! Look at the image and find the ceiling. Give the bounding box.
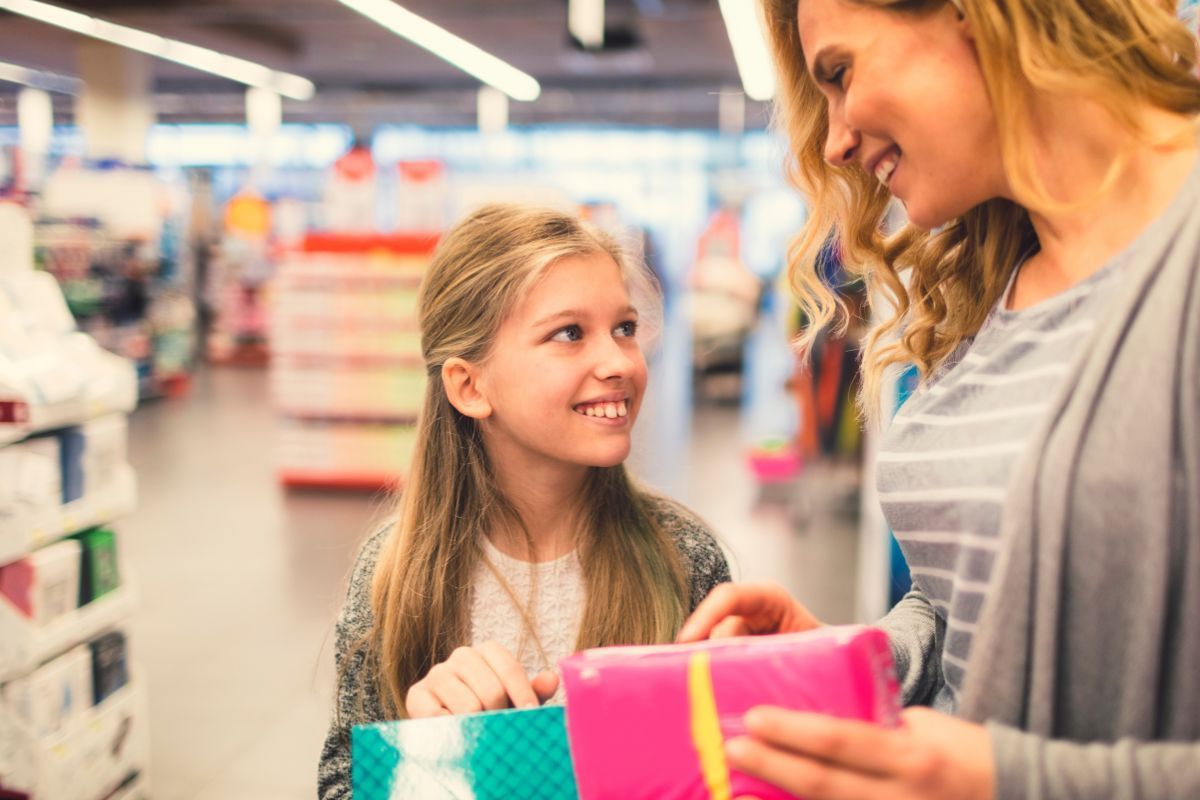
[0,0,773,129]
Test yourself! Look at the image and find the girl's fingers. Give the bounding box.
[531,670,560,702]
[446,646,509,711]
[404,684,447,719]
[476,640,541,709]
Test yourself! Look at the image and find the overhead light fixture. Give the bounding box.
[0,0,315,100]
[0,59,81,94]
[569,0,605,49]
[335,0,540,102]
[717,0,775,101]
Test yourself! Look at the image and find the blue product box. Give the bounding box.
[352,705,578,800]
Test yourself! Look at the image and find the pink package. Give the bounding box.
[559,625,901,800]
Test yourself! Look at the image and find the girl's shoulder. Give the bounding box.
[640,493,731,610]
[336,521,395,635]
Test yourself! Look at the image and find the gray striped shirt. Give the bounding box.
[877,258,1122,711]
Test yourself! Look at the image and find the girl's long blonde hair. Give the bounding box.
[763,0,1200,415]
[360,203,687,717]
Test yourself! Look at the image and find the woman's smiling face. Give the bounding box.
[799,0,1009,228]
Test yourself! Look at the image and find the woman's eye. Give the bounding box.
[550,325,583,343]
[824,65,847,90]
[614,320,638,338]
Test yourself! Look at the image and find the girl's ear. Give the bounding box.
[442,358,493,419]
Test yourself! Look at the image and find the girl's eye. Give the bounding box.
[614,320,638,338]
[550,325,583,343]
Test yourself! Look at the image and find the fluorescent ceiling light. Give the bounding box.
[336,0,540,102]
[0,0,315,100]
[717,0,775,101]
[569,0,605,49]
[0,59,81,94]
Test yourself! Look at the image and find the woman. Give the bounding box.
[678,1,1200,797]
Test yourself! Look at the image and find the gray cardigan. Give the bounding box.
[317,494,731,799]
[883,162,1200,798]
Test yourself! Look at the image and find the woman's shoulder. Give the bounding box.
[640,493,731,609]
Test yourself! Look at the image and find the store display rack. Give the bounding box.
[271,232,438,490]
[0,204,150,799]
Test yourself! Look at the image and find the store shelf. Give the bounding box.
[0,463,138,566]
[0,680,150,800]
[0,351,139,449]
[0,581,137,684]
[107,771,150,800]
[279,470,401,492]
[302,231,440,253]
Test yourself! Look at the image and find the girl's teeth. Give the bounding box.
[577,400,630,417]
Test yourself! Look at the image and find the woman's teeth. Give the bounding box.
[875,151,899,186]
[576,400,628,418]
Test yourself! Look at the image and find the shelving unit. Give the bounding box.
[34,164,196,401]
[270,232,438,490]
[0,203,150,799]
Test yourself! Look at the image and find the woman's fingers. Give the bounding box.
[710,616,751,639]
[531,670,560,702]
[677,580,819,642]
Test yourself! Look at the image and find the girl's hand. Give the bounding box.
[676,580,823,643]
[728,707,995,800]
[404,640,560,718]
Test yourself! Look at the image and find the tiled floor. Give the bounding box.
[120,314,864,797]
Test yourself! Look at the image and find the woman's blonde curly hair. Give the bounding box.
[762,0,1200,419]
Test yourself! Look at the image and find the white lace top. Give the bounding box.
[468,538,585,681]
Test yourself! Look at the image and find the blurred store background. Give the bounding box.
[0,0,1121,796]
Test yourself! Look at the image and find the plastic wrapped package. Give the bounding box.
[560,625,900,800]
[352,705,577,800]
[350,626,899,800]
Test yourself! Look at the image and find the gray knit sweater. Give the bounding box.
[317,494,731,799]
[881,158,1200,798]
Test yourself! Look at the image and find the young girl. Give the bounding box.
[318,203,730,798]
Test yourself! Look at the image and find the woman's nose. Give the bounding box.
[824,115,860,167]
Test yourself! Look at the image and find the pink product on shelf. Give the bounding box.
[0,540,82,624]
[559,625,901,800]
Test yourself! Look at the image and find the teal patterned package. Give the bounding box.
[351,705,579,800]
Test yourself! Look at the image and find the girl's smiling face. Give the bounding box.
[475,250,649,475]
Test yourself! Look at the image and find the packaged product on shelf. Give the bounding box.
[1,644,93,737]
[0,436,61,521]
[69,527,120,605]
[80,414,128,497]
[0,539,82,625]
[89,630,129,705]
[57,428,85,504]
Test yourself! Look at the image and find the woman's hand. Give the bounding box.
[728,707,995,800]
[404,640,560,718]
[676,580,823,643]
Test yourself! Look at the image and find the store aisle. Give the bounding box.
[121,343,859,797]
